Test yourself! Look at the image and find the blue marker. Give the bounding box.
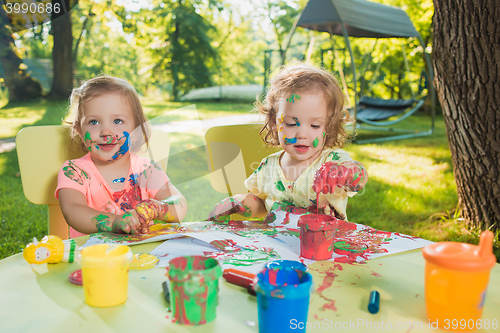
[368,291,380,314]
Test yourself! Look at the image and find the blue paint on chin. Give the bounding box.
[109,131,131,161]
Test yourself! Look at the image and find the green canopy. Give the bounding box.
[296,0,436,143]
[297,0,419,38]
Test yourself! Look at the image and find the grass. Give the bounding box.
[0,98,498,260]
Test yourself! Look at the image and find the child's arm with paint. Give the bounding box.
[207,193,267,221]
[58,188,142,234]
[134,181,187,229]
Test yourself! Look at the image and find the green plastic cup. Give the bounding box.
[167,255,222,325]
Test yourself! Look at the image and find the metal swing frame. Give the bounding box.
[296,0,436,144]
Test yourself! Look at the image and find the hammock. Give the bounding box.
[355,96,425,126]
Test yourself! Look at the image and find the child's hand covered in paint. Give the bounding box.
[207,197,249,221]
[94,212,141,234]
[313,160,368,193]
[135,199,170,231]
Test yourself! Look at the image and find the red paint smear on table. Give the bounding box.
[321,299,337,312]
[370,271,382,277]
[330,221,393,264]
[309,263,343,312]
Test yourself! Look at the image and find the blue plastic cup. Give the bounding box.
[256,260,313,333]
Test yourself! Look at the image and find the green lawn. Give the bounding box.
[1,98,498,260]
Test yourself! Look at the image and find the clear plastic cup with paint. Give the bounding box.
[422,231,496,331]
[255,260,313,333]
[80,244,132,307]
[166,255,222,325]
[298,214,337,260]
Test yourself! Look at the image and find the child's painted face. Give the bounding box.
[79,93,136,163]
[276,92,328,164]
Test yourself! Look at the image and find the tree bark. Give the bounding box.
[73,6,93,68]
[0,6,42,102]
[49,3,73,100]
[171,0,182,101]
[433,0,500,230]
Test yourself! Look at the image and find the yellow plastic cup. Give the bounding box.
[422,231,496,331]
[80,244,133,307]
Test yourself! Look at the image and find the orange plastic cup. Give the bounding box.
[422,231,496,331]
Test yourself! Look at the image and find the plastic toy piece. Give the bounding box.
[68,269,83,286]
[223,268,258,296]
[23,235,76,265]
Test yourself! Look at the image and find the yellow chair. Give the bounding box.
[16,126,170,239]
[205,123,282,197]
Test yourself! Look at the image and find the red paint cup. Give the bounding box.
[298,214,337,260]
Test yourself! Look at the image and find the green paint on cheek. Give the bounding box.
[84,131,92,142]
[323,131,326,138]
[313,137,319,148]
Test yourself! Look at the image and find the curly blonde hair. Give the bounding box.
[65,76,150,153]
[256,62,353,148]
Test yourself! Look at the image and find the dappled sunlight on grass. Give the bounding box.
[143,100,254,120]
[414,207,500,260]
[0,98,252,140]
[0,149,47,258]
[345,116,458,237]
[0,100,69,139]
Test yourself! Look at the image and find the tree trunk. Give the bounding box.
[0,6,42,102]
[171,0,182,101]
[433,0,500,230]
[49,5,73,100]
[73,6,93,68]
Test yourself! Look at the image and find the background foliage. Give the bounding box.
[3,0,434,102]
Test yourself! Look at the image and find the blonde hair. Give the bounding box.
[256,62,353,148]
[66,76,150,153]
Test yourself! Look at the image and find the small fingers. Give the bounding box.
[335,164,349,188]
